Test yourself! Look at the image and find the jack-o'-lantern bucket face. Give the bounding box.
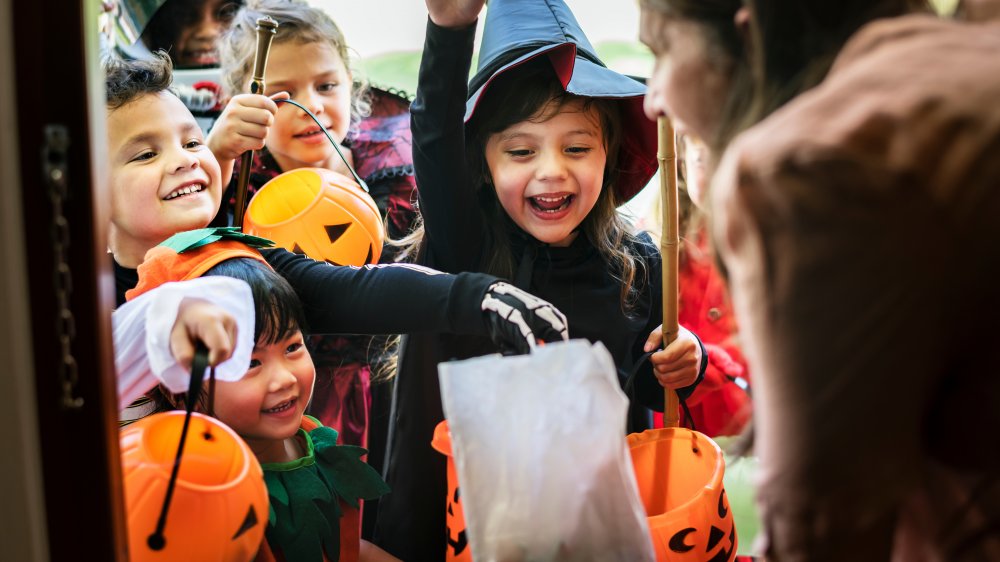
[431,421,472,562]
[121,411,269,562]
[243,168,384,266]
[627,428,737,562]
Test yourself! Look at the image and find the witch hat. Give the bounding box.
[465,0,657,203]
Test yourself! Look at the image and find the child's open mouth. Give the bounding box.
[529,194,574,213]
[261,398,297,415]
[163,183,206,201]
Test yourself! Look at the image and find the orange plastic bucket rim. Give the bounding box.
[627,426,737,561]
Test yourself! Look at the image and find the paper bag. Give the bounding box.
[438,339,656,562]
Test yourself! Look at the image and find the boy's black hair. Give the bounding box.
[104,51,174,110]
[203,257,308,345]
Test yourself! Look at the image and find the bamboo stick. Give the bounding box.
[657,116,681,428]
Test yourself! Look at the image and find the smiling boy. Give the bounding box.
[106,55,222,275]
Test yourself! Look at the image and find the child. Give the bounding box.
[104,53,569,425]
[124,236,399,561]
[209,0,416,244]
[138,0,242,68]
[206,0,421,450]
[371,0,708,558]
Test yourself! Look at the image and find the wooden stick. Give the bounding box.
[658,116,681,428]
[233,16,278,229]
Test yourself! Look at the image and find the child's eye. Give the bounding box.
[566,146,592,155]
[247,358,262,370]
[317,82,339,93]
[286,342,304,354]
[130,151,156,162]
[184,139,203,149]
[507,149,533,158]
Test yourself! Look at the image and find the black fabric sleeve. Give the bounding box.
[263,248,497,337]
[411,18,484,273]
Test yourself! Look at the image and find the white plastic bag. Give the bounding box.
[439,339,655,562]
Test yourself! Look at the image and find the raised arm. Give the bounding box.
[410,5,486,273]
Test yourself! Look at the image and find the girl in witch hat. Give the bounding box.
[373,0,710,558]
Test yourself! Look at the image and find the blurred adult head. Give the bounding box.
[640,0,922,153]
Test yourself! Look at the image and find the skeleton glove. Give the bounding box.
[481,282,569,354]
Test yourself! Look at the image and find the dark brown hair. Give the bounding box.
[643,0,923,151]
[744,0,923,127]
[104,51,175,110]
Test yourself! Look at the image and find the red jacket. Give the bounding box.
[655,231,752,437]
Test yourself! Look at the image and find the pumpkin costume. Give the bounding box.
[123,230,391,562]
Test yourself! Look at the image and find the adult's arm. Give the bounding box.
[410,18,484,272]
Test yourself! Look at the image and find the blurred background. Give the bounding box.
[314,0,653,97]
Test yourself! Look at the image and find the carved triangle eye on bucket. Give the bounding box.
[232,505,260,540]
[244,168,385,267]
[325,223,350,243]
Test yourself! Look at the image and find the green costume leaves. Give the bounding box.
[159,227,275,253]
[261,417,389,562]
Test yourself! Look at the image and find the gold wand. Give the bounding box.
[233,16,278,229]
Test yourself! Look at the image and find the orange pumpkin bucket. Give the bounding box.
[628,426,736,561]
[431,420,472,562]
[243,167,384,266]
[121,411,269,562]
